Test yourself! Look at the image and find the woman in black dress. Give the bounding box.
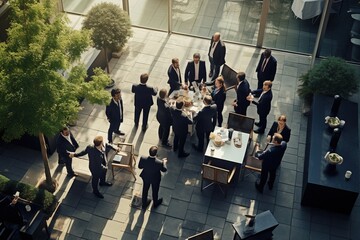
[211,76,226,127]
[267,114,291,142]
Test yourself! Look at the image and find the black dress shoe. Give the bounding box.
[162,142,172,148]
[67,172,78,177]
[254,128,265,134]
[142,199,151,210]
[153,198,163,208]
[255,182,263,194]
[254,122,260,127]
[99,182,113,187]
[178,152,190,158]
[208,72,213,78]
[93,191,104,198]
[114,130,125,136]
[205,80,215,86]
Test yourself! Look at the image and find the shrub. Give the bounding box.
[297,57,359,103]
[0,174,57,217]
[82,3,132,52]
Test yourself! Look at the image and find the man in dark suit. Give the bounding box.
[208,32,226,82]
[57,126,79,177]
[138,146,167,210]
[167,58,182,96]
[232,72,251,115]
[156,89,172,147]
[106,88,124,144]
[255,133,287,193]
[131,73,157,131]
[192,95,217,152]
[171,99,193,158]
[248,80,273,134]
[184,53,207,86]
[255,49,277,92]
[72,136,113,198]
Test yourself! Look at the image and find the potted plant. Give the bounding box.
[298,57,358,115]
[82,3,132,87]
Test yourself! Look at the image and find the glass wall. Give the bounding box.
[128,0,167,30]
[62,0,122,15]
[61,0,360,64]
[320,0,359,62]
[263,0,318,54]
[171,0,260,45]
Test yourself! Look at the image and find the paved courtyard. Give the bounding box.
[1,26,360,240]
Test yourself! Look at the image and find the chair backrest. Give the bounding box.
[110,143,134,166]
[244,156,262,172]
[202,164,230,184]
[186,228,214,240]
[221,64,238,90]
[228,112,255,134]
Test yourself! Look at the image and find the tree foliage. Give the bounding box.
[298,57,359,103]
[0,0,110,142]
[82,2,132,52]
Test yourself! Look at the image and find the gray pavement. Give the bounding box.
[1,27,360,240]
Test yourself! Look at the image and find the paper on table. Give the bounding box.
[113,155,122,163]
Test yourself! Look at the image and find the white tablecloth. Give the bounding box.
[204,127,249,164]
[291,0,324,20]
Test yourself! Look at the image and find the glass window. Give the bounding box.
[172,0,260,45]
[62,0,123,15]
[129,0,167,31]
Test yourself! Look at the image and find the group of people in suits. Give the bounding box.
[230,48,277,135]
[167,32,226,93]
[253,114,291,193]
[54,35,286,202]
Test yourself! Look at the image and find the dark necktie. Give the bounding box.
[261,58,268,72]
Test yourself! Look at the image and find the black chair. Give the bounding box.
[186,228,214,240]
[221,64,238,91]
[227,112,255,142]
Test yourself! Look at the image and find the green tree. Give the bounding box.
[298,57,359,103]
[82,2,132,74]
[0,0,110,192]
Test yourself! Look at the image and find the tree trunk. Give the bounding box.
[38,132,56,192]
[104,48,110,74]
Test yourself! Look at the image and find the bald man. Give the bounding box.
[208,32,226,83]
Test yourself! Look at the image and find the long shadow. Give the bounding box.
[120,206,145,239]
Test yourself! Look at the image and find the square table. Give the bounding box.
[204,126,249,165]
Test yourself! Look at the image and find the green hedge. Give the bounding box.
[0,174,57,217]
